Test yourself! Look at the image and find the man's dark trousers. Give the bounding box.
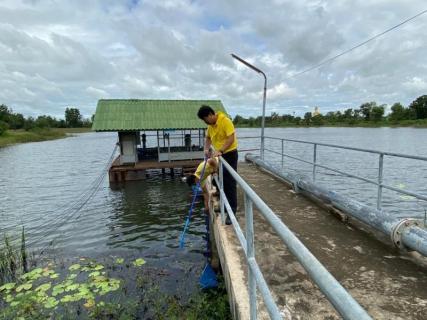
[221,149,238,215]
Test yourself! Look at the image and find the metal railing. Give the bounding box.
[213,156,372,320]
[261,136,427,212]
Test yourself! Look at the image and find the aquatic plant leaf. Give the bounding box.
[69,264,81,271]
[62,280,73,287]
[92,276,108,283]
[10,301,20,307]
[67,274,78,280]
[53,284,65,290]
[52,287,64,296]
[6,294,13,302]
[50,273,60,279]
[21,268,43,280]
[0,282,16,292]
[60,295,73,302]
[35,283,51,292]
[84,299,95,307]
[115,258,124,264]
[16,283,32,292]
[65,283,80,292]
[43,270,54,277]
[94,265,104,270]
[89,271,100,277]
[133,258,146,266]
[97,301,105,307]
[44,297,59,308]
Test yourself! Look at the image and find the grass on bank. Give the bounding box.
[0,231,231,319]
[0,128,92,148]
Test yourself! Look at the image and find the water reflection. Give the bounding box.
[106,176,206,251]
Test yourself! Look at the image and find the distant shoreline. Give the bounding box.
[0,128,93,148]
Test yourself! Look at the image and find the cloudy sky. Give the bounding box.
[0,0,426,120]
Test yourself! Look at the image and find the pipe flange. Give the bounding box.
[391,218,425,251]
[292,173,310,193]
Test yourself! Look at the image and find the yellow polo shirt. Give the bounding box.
[195,157,219,187]
[206,111,238,153]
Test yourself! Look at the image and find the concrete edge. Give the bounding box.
[211,211,250,320]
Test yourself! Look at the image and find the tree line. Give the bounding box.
[0,105,93,135]
[233,95,427,127]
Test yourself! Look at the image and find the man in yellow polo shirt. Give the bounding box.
[186,157,219,213]
[197,105,238,225]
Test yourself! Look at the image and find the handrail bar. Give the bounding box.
[214,155,372,320]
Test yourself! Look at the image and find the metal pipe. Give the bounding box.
[245,153,427,257]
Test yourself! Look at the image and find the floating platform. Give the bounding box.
[108,156,201,182]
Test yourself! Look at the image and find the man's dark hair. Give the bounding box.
[197,105,215,120]
[186,174,196,187]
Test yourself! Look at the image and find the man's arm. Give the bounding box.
[205,136,212,157]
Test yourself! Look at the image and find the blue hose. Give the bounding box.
[179,157,208,248]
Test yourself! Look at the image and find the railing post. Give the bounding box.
[377,154,384,211]
[313,144,317,182]
[245,193,257,319]
[281,139,284,167]
[219,162,225,225]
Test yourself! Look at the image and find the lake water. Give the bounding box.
[1,127,427,260]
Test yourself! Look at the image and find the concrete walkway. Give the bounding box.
[211,161,427,320]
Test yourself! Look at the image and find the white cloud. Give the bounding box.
[0,0,425,120]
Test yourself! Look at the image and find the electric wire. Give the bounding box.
[269,9,427,87]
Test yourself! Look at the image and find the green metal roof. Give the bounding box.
[92,99,228,131]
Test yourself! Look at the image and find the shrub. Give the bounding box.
[0,121,9,136]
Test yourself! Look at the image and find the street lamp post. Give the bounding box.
[231,54,267,159]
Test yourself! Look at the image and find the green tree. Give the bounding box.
[303,112,312,125]
[312,114,324,126]
[0,104,13,124]
[389,102,405,123]
[371,105,386,123]
[233,114,245,125]
[0,120,8,135]
[359,102,377,121]
[408,95,427,119]
[23,116,36,131]
[65,108,83,127]
[294,116,301,125]
[9,113,25,129]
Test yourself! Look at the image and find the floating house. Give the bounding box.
[92,99,228,182]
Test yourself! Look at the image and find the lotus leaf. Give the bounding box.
[53,284,65,290]
[60,295,73,302]
[16,283,32,292]
[97,301,105,307]
[89,271,100,277]
[62,280,73,287]
[69,264,81,271]
[6,294,13,302]
[84,299,95,308]
[50,273,60,279]
[43,270,54,277]
[67,274,78,280]
[44,297,59,309]
[35,283,51,292]
[10,301,21,307]
[93,265,104,270]
[52,287,64,297]
[115,258,124,264]
[0,282,16,292]
[133,258,146,266]
[65,283,80,292]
